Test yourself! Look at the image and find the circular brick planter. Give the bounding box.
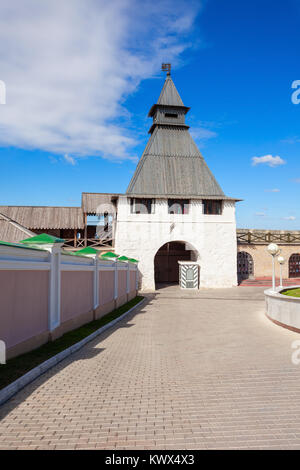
[265,286,300,333]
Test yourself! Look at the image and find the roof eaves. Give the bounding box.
[127,194,242,201]
[148,104,190,118]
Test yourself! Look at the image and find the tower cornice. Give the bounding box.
[148,122,190,135]
[148,103,190,118]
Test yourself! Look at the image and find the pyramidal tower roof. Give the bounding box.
[157,75,184,106]
[148,75,189,119]
[126,72,233,199]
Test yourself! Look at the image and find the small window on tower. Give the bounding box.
[130,198,154,214]
[168,199,189,214]
[164,113,178,118]
[203,200,223,215]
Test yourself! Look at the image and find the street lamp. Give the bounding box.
[277,256,285,289]
[267,243,280,292]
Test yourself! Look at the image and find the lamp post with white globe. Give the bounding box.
[277,256,285,289]
[267,243,280,292]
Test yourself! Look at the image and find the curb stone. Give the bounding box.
[0,297,145,406]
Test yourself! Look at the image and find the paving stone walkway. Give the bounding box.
[1,286,300,450]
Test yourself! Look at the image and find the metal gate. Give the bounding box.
[289,254,300,278]
[154,242,192,284]
[237,251,254,282]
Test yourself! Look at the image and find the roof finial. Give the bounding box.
[161,63,171,76]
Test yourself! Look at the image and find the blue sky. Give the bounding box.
[0,0,299,229]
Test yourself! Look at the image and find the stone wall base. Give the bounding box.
[127,291,137,302]
[94,300,116,320]
[7,331,50,360]
[50,309,94,341]
[266,313,300,334]
[116,294,128,309]
[6,293,139,360]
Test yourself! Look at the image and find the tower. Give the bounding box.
[115,69,239,290]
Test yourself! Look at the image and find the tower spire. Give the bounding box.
[126,71,226,198]
[147,68,190,133]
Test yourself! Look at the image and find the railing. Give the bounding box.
[237,230,300,245]
[63,237,113,249]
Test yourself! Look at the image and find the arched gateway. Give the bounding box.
[154,241,198,286]
[237,251,254,283]
[114,69,240,290]
[289,254,300,278]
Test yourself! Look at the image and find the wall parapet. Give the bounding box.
[265,287,300,332]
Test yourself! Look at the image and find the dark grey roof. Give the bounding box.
[127,126,225,196]
[144,127,201,157]
[0,212,36,243]
[0,206,84,229]
[157,76,184,106]
[82,193,119,214]
[127,73,228,198]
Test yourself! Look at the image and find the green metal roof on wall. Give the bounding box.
[118,256,139,263]
[118,255,130,262]
[20,233,65,245]
[100,251,119,259]
[61,250,88,258]
[0,240,46,251]
[75,247,98,256]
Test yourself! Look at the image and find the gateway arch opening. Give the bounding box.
[154,241,198,287]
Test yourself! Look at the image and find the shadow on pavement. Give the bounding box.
[0,295,155,419]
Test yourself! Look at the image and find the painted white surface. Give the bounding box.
[48,243,63,331]
[115,197,238,290]
[265,287,300,330]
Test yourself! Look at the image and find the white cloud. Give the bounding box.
[281,136,300,144]
[283,216,296,221]
[252,155,286,167]
[292,178,300,183]
[264,188,280,192]
[0,0,201,161]
[190,127,217,142]
[64,154,76,165]
[255,212,267,217]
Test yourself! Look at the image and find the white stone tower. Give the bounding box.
[115,70,239,291]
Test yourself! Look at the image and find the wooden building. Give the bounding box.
[0,212,35,243]
[0,206,84,247]
[0,200,117,249]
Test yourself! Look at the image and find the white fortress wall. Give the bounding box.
[115,197,237,290]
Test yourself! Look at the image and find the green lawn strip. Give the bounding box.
[0,296,144,391]
[281,288,300,298]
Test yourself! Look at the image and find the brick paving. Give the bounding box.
[239,276,300,287]
[1,285,300,450]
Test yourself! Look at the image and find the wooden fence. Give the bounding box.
[237,230,300,245]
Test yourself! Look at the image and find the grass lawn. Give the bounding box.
[281,288,300,298]
[0,296,144,391]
